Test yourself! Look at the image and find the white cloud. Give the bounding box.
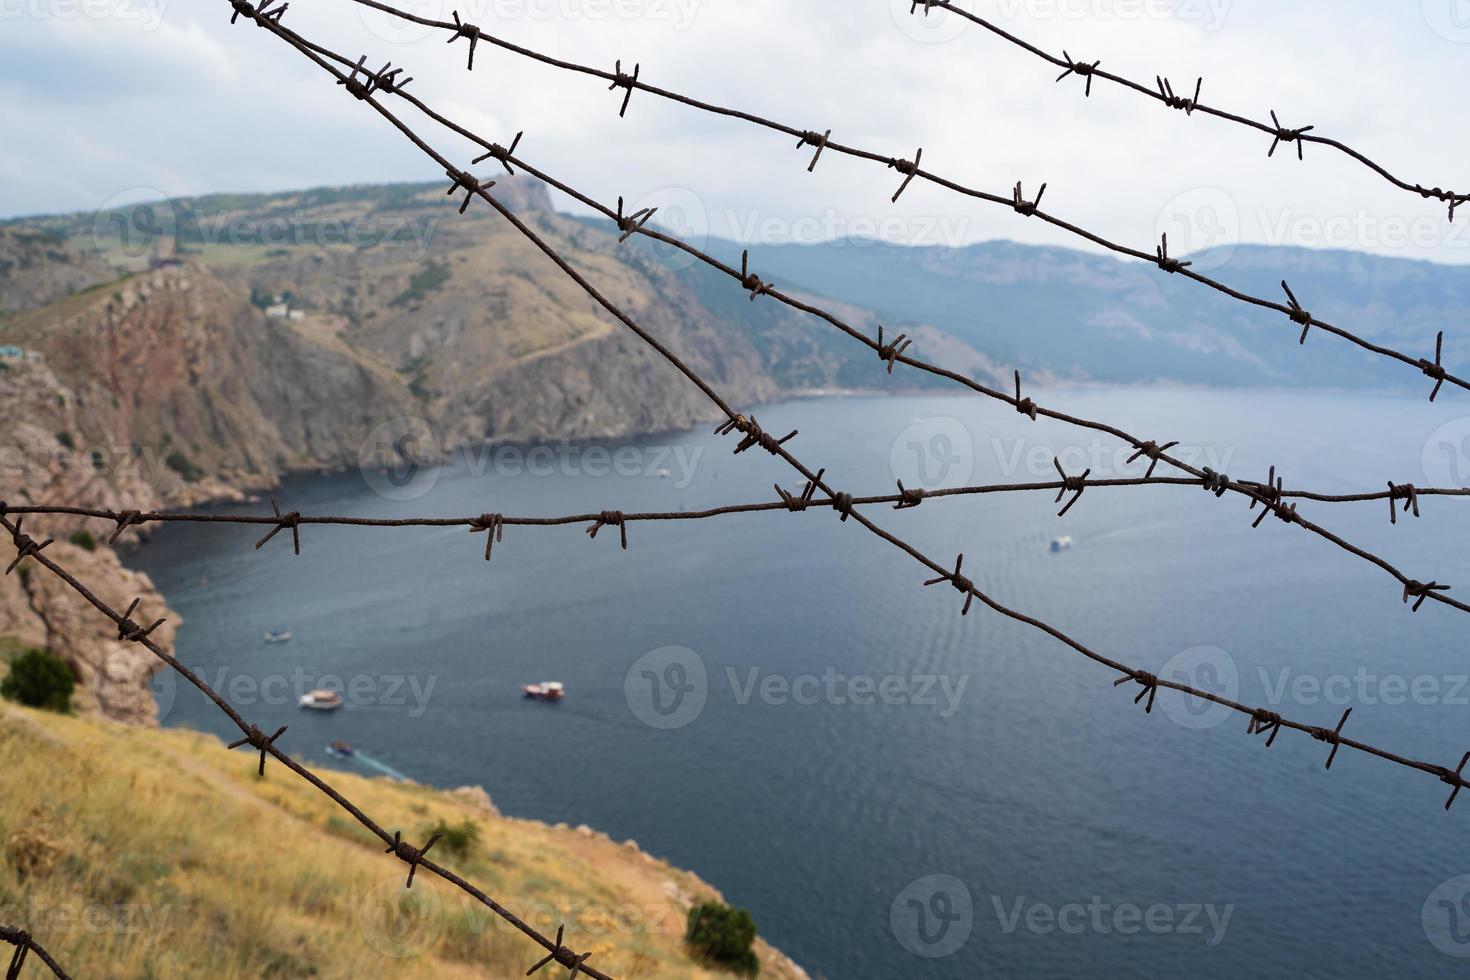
[3,0,1469,265]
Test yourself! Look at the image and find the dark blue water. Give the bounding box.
[127,389,1470,978]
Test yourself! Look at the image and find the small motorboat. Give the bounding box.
[264,629,292,644]
[522,681,565,701]
[1050,535,1074,553]
[326,740,354,757]
[299,689,344,711]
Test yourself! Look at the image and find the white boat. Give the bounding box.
[1050,535,1074,553]
[522,681,565,701]
[264,629,292,644]
[299,689,343,711]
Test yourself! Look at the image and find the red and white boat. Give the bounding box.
[522,681,565,701]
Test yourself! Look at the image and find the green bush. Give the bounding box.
[165,448,204,483]
[55,431,75,450]
[68,530,96,552]
[1,649,76,713]
[425,817,480,859]
[686,901,759,976]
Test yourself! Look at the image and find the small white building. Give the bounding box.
[265,303,290,319]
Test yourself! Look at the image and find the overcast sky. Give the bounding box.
[5,0,1470,264]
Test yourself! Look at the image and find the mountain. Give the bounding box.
[736,237,1470,390]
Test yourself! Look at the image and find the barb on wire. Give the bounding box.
[1155,233,1191,274]
[1247,707,1283,747]
[1,925,70,980]
[609,59,639,117]
[527,924,592,977]
[448,10,480,70]
[468,512,504,559]
[798,129,831,172]
[1280,280,1313,344]
[227,723,288,776]
[1267,109,1314,161]
[1313,708,1352,769]
[923,554,975,616]
[254,496,301,554]
[1404,580,1451,612]
[1388,483,1421,525]
[1420,331,1448,402]
[386,829,441,888]
[586,511,628,550]
[4,516,52,577]
[1156,75,1202,114]
[738,250,771,301]
[1115,669,1159,714]
[875,325,912,374]
[613,195,657,244]
[1125,440,1178,480]
[1055,50,1101,97]
[324,0,1470,395]
[1052,457,1089,517]
[1013,370,1038,420]
[1248,467,1297,528]
[889,147,923,202]
[472,129,522,175]
[445,167,493,214]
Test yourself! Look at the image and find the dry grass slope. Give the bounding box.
[0,705,808,979]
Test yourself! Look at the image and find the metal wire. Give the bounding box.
[906,0,1468,218]
[329,0,1465,400]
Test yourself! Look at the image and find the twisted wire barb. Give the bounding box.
[906,0,1468,218]
[329,0,1467,399]
[0,926,70,980]
[207,5,1470,817]
[230,29,1470,617]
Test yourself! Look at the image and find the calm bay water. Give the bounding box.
[126,389,1470,978]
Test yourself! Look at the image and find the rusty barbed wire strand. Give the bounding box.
[229,24,1470,617]
[904,0,1468,218]
[5,475,1467,553]
[0,926,70,980]
[204,4,1470,814]
[328,0,1468,400]
[0,507,614,980]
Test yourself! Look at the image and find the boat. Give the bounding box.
[522,681,566,701]
[299,689,344,711]
[264,629,292,644]
[326,740,354,757]
[1050,535,1074,553]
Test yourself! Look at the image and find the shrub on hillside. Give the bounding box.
[1,648,76,713]
[426,817,481,859]
[68,530,96,551]
[686,901,759,976]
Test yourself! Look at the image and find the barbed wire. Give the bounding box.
[6,475,1469,557]
[0,925,70,979]
[330,0,1465,400]
[218,20,1470,618]
[0,507,616,980]
[202,1,1470,817]
[905,0,1468,218]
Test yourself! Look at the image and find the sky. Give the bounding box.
[4,0,1470,264]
